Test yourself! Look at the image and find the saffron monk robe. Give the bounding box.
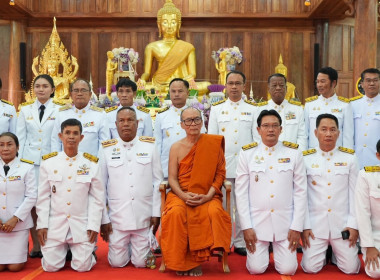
[161,107,231,277]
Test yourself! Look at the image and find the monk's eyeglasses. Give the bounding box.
[182,117,202,126]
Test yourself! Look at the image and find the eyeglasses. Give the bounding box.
[72,88,90,93]
[226,82,244,86]
[260,124,281,130]
[182,117,202,126]
[363,78,379,84]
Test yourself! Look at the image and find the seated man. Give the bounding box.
[161,107,231,276]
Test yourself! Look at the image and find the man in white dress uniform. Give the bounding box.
[100,107,163,268]
[37,118,104,272]
[235,109,307,275]
[301,113,360,274]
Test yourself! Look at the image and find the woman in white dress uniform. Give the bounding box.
[17,74,60,258]
[0,132,37,272]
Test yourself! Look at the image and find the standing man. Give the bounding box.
[301,114,360,274]
[0,78,17,134]
[154,78,205,178]
[304,67,353,149]
[235,109,307,275]
[256,73,307,151]
[351,68,380,169]
[36,119,104,272]
[105,78,152,138]
[100,107,163,268]
[51,79,110,156]
[355,139,380,279]
[208,70,257,256]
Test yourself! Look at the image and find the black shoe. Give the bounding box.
[29,250,43,258]
[234,247,247,256]
[326,245,332,264]
[66,250,72,261]
[154,246,161,254]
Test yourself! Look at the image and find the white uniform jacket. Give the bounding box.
[351,94,380,168]
[303,147,358,239]
[355,166,380,248]
[0,158,37,231]
[36,152,104,243]
[51,103,110,156]
[256,99,307,151]
[0,99,16,134]
[208,98,258,178]
[17,99,61,165]
[235,141,307,242]
[304,94,354,149]
[106,105,153,139]
[154,105,205,177]
[100,136,163,230]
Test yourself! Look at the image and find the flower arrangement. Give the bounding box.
[211,46,243,65]
[111,47,139,64]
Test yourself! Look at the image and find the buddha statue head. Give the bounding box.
[274,54,288,78]
[157,0,182,38]
[46,60,60,77]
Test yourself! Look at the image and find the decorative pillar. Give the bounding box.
[8,20,26,107]
[353,0,378,87]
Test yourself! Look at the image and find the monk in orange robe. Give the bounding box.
[161,107,231,276]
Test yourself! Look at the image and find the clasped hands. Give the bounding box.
[181,192,212,207]
[0,216,18,233]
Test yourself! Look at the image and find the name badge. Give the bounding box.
[331,108,342,113]
[334,162,347,166]
[8,176,21,181]
[136,153,149,157]
[3,113,13,118]
[278,158,290,163]
[83,121,94,128]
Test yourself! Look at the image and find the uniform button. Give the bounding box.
[271,209,274,212]
[235,142,237,144]
[234,153,237,156]
[328,196,331,199]
[328,182,331,186]
[177,122,180,125]
[3,179,6,182]
[364,133,367,136]
[2,206,6,209]
[68,176,72,179]
[367,112,370,115]
[327,169,331,173]
[265,147,268,151]
[67,202,71,205]
[176,132,179,135]
[234,118,237,121]
[328,209,331,212]
[67,214,71,218]
[78,115,82,118]
[270,194,274,198]
[39,130,42,133]
[66,158,69,161]
[82,110,86,113]
[268,153,272,156]
[366,123,368,126]
[234,107,237,110]
[67,188,71,192]
[269,166,273,169]
[234,130,237,133]
[2,192,5,196]
[69,163,72,167]
[327,158,330,161]
[364,144,367,147]
[270,180,274,183]
[38,148,41,150]
[39,139,42,142]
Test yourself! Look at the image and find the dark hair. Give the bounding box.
[268,73,287,84]
[116,78,137,92]
[226,70,246,84]
[61,118,83,134]
[180,107,201,121]
[116,106,137,119]
[169,78,189,89]
[70,78,91,92]
[376,139,380,154]
[34,74,55,98]
[316,113,339,128]
[318,67,338,84]
[0,132,19,148]
[257,109,282,127]
[360,68,380,80]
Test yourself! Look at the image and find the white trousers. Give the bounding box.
[224,178,245,248]
[246,239,298,275]
[301,236,360,274]
[108,227,150,268]
[362,247,380,279]
[41,229,96,272]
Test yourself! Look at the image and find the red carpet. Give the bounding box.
[2,235,370,280]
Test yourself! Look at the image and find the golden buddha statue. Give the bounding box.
[267,54,296,101]
[216,51,227,86]
[32,17,78,102]
[106,51,118,97]
[140,0,210,95]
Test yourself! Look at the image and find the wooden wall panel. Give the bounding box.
[289,33,304,100]
[0,25,11,100]
[77,32,92,81]
[328,25,343,71]
[377,30,380,68]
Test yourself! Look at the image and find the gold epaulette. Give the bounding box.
[59,104,72,111]
[303,148,316,156]
[20,100,34,107]
[83,152,99,163]
[158,106,170,114]
[42,152,58,160]
[244,99,256,106]
[90,105,104,112]
[338,146,355,154]
[105,106,118,113]
[52,100,65,106]
[289,99,302,106]
[283,141,299,149]
[137,106,150,114]
[242,142,258,151]
[337,96,350,103]
[139,136,155,143]
[212,99,226,106]
[364,166,380,172]
[20,158,34,165]
[305,95,318,103]
[350,95,363,102]
[256,101,268,107]
[101,139,118,147]
[1,99,14,106]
